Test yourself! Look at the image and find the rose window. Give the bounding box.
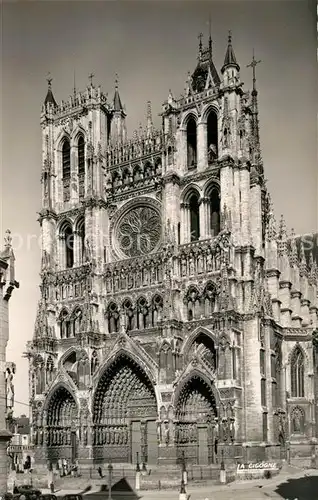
[116,206,161,257]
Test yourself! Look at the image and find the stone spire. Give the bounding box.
[266,196,277,241]
[247,50,262,167]
[299,239,308,276]
[221,31,240,73]
[113,74,124,112]
[146,101,153,137]
[44,74,57,108]
[289,228,299,267]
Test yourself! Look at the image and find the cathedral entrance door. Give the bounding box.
[131,421,142,465]
[93,354,158,464]
[197,425,208,465]
[175,375,217,465]
[147,420,158,465]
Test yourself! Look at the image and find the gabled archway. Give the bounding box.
[174,371,218,465]
[92,352,158,464]
[45,384,78,463]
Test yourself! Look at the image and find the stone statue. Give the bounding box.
[208,143,217,163]
[6,364,15,409]
[85,236,92,262]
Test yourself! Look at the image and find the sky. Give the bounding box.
[1,0,317,416]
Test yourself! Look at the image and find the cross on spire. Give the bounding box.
[46,72,52,88]
[88,72,95,86]
[198,32,203,50]
[247,49,261,91]
[115,73,119,89]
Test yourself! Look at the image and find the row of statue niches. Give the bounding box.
[33,427,73,446]
[105,254,221,294]
[106,162,162,189]
[93,426,130,446]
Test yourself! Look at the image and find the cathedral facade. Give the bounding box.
[27,33,318,468]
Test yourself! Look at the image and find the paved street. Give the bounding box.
[38,468,318,500]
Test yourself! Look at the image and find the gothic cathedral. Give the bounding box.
[27,33,318,467]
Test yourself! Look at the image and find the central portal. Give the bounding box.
[93,353,158,464]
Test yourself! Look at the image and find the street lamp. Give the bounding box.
[108,463,113,500]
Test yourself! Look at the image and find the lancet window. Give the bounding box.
[291,347,305,398]
[78,136,85,199]
[186,118,197,170]
[207,110,218,163]
[62,139,71,202]
[77,217,85,265]
[189,193,200,241]
[207,186,220,237]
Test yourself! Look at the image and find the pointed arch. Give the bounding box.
[92,351,158,462]
[173,370,219,417]
[181,184,201,204]
[186,117,197,170]
[291,346,305,397]
[180,111,199,131]
[182,326,218,357]
[75,216,85,264]
[58,220,74,269]
[44,383,78,458]
[200,103,220,124]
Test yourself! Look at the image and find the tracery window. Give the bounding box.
[62,139,71,202]
[78,136,85,199]
[77,218,85,265]
[206,186,220,237]
[187,118,197,169]
[189,193,200,241]
[207,110,218,163]
[291,347,305,397]
[64,225,74,269]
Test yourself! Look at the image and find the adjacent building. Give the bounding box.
[27,33,318,468]
[0,231,19,490]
